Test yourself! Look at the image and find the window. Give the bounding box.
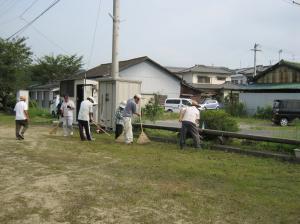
[166,99,180,104]
[217,76,226,81]
[182,100,191,106]
[197,76,210,83]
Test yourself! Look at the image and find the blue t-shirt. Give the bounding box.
[123,99,137,118]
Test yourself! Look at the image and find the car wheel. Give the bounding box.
[167,109,173,113]
[216,106,220,110]
[280,118,288,126]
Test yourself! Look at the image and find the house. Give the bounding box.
[28,82,60,115]
[169,64,233,84]
[180,82,240,103]
[166,64,235,102]
[232,65,270,85]
[239,60,300,115]
[59,56,181,123]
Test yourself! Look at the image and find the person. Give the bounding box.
[60,95,75,137]
[14,96,29,140]
[123,94,141,144]
[179,100,201,149]
[77,96,95,141]
[114,101,126,139]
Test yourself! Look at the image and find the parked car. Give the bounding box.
[272,99,300,126]
[199,99,220,110]
[164,98,192,113]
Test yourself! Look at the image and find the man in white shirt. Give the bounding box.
[77,96,95,141]
[179,100,201,149]
[14,96,29,140]
[60,95,75,136]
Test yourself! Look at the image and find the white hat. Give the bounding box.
[134,94,142,99]
[87,96,95,104]
[120,100,127,109]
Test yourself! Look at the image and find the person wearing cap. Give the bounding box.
[14,96,29,140]
[123,94,141,144]
[114,100,126,139]
[61,95,75,136]
[179,100,201,149]
[77,96,95,141]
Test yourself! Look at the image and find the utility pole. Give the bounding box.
[111,0,120,80]
[278,49,283,61]
[251,43,261,78]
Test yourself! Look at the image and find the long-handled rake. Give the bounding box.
[137,110,150,144]
[91,121,111,136]
[49,120,61,135]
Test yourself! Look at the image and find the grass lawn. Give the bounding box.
[0,115,300,223]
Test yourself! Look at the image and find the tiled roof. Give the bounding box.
[165,66,189,73]
[67,56,180,81]
[183,82,241,90]
[28,82,59,90]
[178,64,233,75]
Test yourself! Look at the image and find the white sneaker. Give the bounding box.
[70,132,73,136]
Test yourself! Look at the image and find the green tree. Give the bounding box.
[31,54,83,84]
[0,37,32,111]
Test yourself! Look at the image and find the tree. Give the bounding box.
[0,37,32,111]
[31,54,84,84]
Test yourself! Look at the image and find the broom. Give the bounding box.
[137,110,150,144]
[49,120,61,134]
[91,121,111,136]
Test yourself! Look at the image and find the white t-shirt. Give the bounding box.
[182,106,200,124]
[14,101,28,120]
[78,100,93,121]
[61,100,75,117]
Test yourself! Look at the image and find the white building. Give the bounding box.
[168,64,232,85]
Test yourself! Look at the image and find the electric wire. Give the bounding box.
[6,0,62,40]
[20,0,40,18]
[87,0,103,68]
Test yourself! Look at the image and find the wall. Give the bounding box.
[120,61,180,98]
[240,92,300,115]
[257,66,300,84]
[182,72,231,84]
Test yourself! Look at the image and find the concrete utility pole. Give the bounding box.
[111,0,120,79]
[251,43,261,77]
[278,49,283,61]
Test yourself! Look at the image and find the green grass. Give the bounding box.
[0,109,53,125]
[142,112,179,121]
[0,124,299,223]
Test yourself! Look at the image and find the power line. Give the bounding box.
[20,0,40,18]
[87,0,103,68]
[0,0,19,19]
[6,0,62,40]
[19,17,69,54]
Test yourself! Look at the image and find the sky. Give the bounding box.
[0,0,300,69]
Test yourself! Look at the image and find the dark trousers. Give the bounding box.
[16,120,28,138]
[78,120,92,141]
[180,121,201,149]
[115,124,124,139]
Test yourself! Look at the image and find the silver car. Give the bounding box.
[199,99,220,110]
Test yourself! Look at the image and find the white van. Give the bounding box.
[164,98,192,113]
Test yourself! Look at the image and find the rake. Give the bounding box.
[91,121,111,136]
[137,111,150,144]
[49,120,61,135]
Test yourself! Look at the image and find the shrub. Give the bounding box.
[29,100,38,108]
[224,102,247,117]
[254,106,273,119]
[200,110,239,132]
[142,98,164,122]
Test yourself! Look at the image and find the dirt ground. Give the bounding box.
[0,123,300,224]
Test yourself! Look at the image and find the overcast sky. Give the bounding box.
[1,0,299,69]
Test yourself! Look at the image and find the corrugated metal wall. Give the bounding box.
[240,92,300,115]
